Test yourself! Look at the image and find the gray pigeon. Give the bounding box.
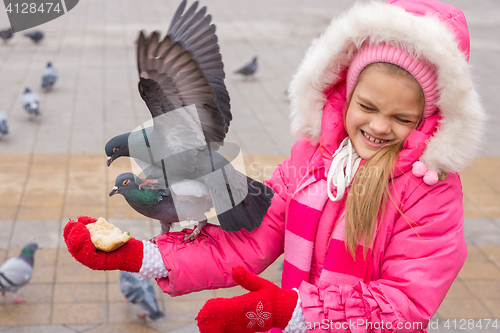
[0,110,9,139]
[105,0,273,239]
[0,241,39,303]
[24,30,44,44]
[119,271,165,320]
[110,172,212,241]
[0,28,13,43]
[20,88,41,119]
[41,62,58,91]
[234,56,258,79]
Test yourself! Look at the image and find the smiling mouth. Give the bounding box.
[361,130,391,144]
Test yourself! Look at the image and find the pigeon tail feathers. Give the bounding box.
[215,176,274,232]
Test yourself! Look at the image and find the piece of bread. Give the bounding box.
[86,217,132,252]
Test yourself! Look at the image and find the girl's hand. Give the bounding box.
[63,216,143,272]
[196,266,298,333]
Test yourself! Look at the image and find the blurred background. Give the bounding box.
[0,0,499,332]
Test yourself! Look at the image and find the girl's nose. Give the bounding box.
[369,116,391,135]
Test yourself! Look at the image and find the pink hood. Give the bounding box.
[288,0,485,174]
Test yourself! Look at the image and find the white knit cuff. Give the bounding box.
[283,288,307,333]
[137,240,169,279]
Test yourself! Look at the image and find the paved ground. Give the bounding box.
[0,0,499,332]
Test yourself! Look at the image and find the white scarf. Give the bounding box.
[326,137,362,201]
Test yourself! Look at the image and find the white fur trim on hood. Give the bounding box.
[288,1,485,173]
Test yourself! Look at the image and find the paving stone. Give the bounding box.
[51,303,108,325]
[0,0,499,331]
[160,300,205,325]
[0,303,51,326]
[85,323,167,333]
[443,278,476,300]
[54,283,108,303]
[2,326,75,333]
[56,264,107,284]
[16,283,54,303]
[10,219,61,248]
[458,260,500,280]
[436,299,493,320]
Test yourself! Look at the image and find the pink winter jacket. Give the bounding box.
[153,0,481,332]
[154,97,467,333]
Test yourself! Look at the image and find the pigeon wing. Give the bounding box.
[137,0,231,149]
[167,0,231,134]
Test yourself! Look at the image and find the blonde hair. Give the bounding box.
[342,62,424,258]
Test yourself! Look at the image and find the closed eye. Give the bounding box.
[396,117,415,125]
[359,103,376,111]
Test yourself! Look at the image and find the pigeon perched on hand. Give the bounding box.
[41,62,58,91]
[119,271,165,320]
[0,110,9,139]
[0,28,13,43]
[0,241,39,303]
[24,30,44,44]
[20,88,41,119]
[234,56,258,80]
[110,172,213,241]
[105,0,273,240]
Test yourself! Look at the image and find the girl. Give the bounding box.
[64,0,485,332]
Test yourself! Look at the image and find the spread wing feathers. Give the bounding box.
[150,105,206,155]
[167,0,231,136]
[203,166,274,232]
[137,25,229,149]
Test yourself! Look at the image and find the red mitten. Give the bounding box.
[63,216,143,272]
[196,266,298,333]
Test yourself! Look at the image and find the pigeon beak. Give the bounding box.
[107,156,112,167]
[109,186,119,196]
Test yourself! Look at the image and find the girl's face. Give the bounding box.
[345,64,423,160]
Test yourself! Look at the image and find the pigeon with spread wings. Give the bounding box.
[106,0,273,240]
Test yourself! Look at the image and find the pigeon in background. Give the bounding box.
[41,62,58,91]
[234,56,258,80]
[24,30,44,44]
[0,241,39,303]
[0,110,9,139]
[119,271,165,320]
[20,88,41,119]
[0,28,13,43]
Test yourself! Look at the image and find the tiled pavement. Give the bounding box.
[0,0,499,332]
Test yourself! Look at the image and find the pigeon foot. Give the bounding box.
[137,312,147,319]
[138,179,158,190]
[182,220,208,242]
[12,296,26,303]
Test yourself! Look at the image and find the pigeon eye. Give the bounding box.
[113,148,119,153]
[122,180,130,185]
